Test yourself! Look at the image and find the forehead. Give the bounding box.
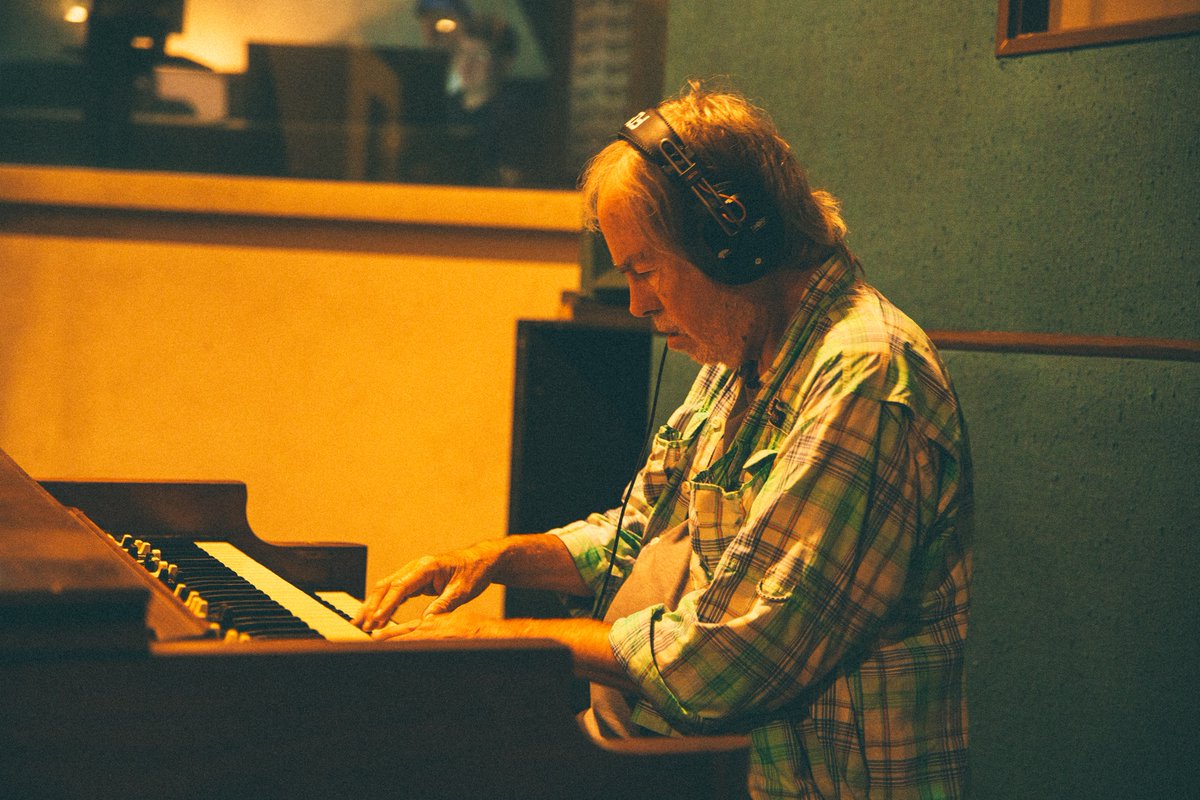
[597,185,664,240]
[597,193,649,259]
[456,37,492,59]
[596,186,632,223]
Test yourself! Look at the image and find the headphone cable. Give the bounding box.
[592,341,671,620]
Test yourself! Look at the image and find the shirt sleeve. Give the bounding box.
[609,352,934,735]
[553,509,642,595]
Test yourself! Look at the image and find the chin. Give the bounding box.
[661,334,697,360]
[679,343,724,367]
[662,331,735,368]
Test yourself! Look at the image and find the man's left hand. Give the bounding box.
[371,609,503,641]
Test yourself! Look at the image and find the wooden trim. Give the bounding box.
[929,330,1200,362]
[0,203,584,263]
[561,291,1200,363]
[0,163,583,232]
[560,290,1200,362]
[996,1,1200,56]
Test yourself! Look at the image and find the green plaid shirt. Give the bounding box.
[557,254,973,799]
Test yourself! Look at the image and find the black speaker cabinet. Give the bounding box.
[506,321,652,619]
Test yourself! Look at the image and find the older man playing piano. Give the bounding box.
[355,83,973,800]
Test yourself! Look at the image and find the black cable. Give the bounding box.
[592,341,672,620]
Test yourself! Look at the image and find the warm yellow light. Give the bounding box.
[434,17,458,34]
[130,36,155,49]
[64,4,88,23]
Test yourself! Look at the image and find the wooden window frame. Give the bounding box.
[997,0,1200,56]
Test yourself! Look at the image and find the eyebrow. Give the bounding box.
[614,251,651,274]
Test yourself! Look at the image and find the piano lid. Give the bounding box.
[0,447,152,655]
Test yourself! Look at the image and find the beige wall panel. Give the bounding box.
[0,227,579,620]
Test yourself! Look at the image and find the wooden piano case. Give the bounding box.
[0,447,749,798]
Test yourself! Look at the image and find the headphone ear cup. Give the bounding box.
[618,107,785,285]
[681,183,784,285]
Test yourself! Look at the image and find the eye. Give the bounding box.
[618,266,649,282]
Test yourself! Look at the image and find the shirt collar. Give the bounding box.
[757,253,857,388]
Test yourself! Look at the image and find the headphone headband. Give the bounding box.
[617,106,783,285]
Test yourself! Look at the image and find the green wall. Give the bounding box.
[656,2,1200,797]
[664,2,1199,339]
[947,351,1199,799]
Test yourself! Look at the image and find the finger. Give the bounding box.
[352,579,393,627]
[354,573,405,629]
[422,574,480,617]
[366,566,440,629]
[423,589,458,617]
[424,598,450,616]
[371,617,422,640]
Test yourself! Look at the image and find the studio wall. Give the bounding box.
[660,3,1200,797]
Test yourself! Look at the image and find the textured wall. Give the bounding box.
[947,350,1200,799]
[664,1,1200,339]
[0,184,581,622]
[656,2,1200,798]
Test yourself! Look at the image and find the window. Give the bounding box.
[997,0,1200,56]
[0,0,666,188]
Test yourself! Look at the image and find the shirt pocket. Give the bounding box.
[687,448,778,577]
[755,536,816,604]
[640,414,708,508]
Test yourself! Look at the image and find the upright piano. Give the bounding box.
[0,448,748,799]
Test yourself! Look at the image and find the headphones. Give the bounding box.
[617,106,784,285]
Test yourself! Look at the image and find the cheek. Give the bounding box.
[653,269,682,304]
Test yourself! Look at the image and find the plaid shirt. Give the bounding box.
[556,254,973,799]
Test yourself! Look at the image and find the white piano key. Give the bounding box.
[195,541,370,641]
[314,590,365,619]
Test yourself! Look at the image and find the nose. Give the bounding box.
[627,277,660,319]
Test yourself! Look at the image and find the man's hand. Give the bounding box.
[370,608,637,693]
[352,534,590,633]
[353,540,504,632]
[370,608,496,640]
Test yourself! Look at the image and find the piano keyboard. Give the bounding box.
[194,542,371,641]
[146,539,370,641]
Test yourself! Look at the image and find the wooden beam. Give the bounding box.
[929,330,1200,362]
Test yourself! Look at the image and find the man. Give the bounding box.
[355,84,973,799]
[444,14,528,186]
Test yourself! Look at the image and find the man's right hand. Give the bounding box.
[352,539,505,632]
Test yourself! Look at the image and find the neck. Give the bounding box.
[737,268,814,377]
[739,361,763,391]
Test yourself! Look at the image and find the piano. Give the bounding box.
[0,447,748,799]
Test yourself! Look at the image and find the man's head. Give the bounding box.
[581,83,847,283]
[580,83,849,367]
[450,15,517,102]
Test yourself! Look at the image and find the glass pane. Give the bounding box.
[0,0,661,189]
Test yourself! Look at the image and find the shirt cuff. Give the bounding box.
[552,514,619,594]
